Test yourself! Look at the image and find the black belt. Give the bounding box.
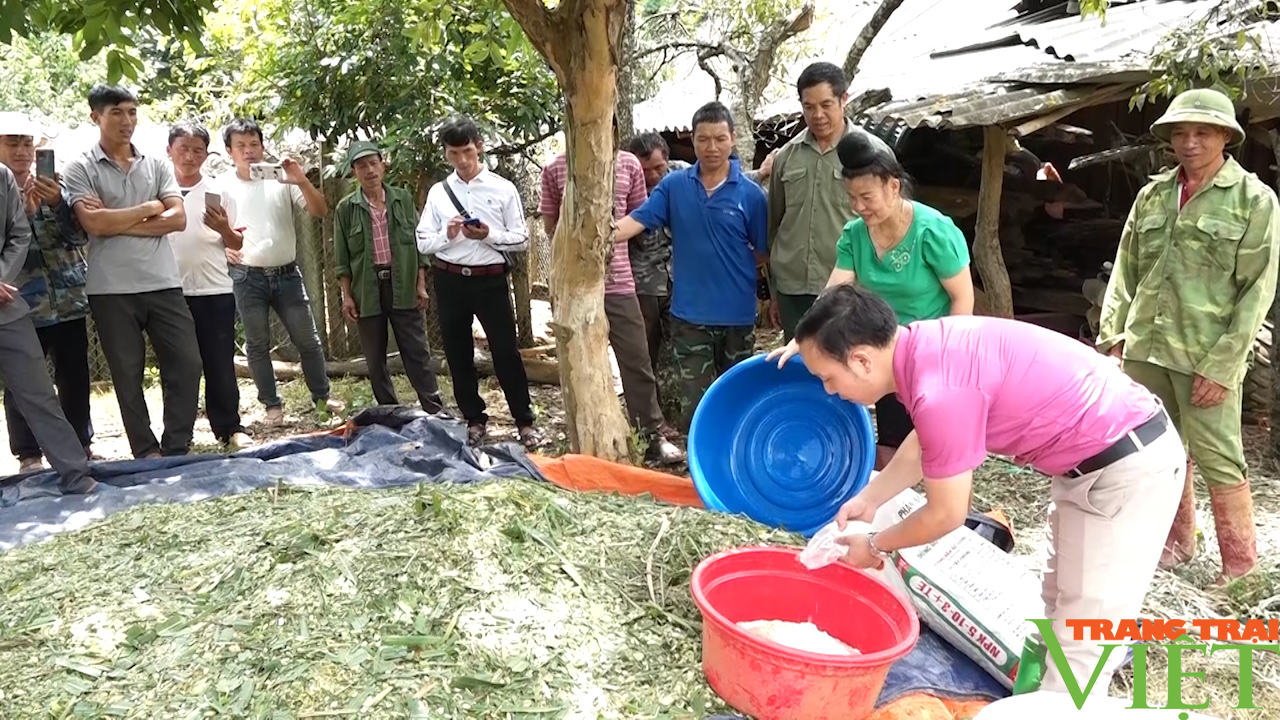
[242,262,298,277]
[374,266,392,280]
[1066,411,1170,478]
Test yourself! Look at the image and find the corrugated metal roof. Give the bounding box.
[988,0,1217,62]
[861,83,1105,130]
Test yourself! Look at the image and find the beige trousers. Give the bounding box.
[1038,425,1185,696]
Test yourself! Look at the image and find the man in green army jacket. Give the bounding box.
[1097,88,1279,585]
[766,62,893,339]
[334,140,444,414]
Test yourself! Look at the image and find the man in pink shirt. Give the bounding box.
[795,283,1183,698]
[541,149,683,465]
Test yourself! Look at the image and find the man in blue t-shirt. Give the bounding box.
[616,101,769,430]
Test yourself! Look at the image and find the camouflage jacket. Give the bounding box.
[629,159,690,297]
[1098,157,1280,388]
[15,196,89,328]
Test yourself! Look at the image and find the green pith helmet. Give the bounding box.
[1150,88,1245,147]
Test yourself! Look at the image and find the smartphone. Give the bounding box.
[205,192,222,210]
[249,163,286,182]
[36,149,55,178]
[463,217,482,227]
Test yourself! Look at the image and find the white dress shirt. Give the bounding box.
[415,169,529,266]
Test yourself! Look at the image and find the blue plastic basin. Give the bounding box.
[688,353,877,538]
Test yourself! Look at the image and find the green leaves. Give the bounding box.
[1131,6,1274,108]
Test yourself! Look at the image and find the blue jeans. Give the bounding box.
[229,264,330,408]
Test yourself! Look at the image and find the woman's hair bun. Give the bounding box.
[837,131,885,171]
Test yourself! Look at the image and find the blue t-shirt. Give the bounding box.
[630,159,768,326]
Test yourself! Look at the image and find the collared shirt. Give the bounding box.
[415,168,528,266]
[894,316,1159,479]
[13,185,89,327]
[370,201,391,266]
[629,160,690,297]
[0,165,33,323]
[1098,156,1280,388]
[629,158,768,326]
[540,151,647,295]
[767,125,863,296]
[62,143,184,295]
[219,173,306,268]
[171,177,237,296]
[335,183,428,314]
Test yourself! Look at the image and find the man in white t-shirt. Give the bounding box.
[166,122,252,450]
[219,118,342,426]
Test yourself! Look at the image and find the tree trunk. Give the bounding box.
[732,70,759,164]
[503,0,633,462]
[843,0,907,81]
[615,0,638,141]
[975,126,1014,318]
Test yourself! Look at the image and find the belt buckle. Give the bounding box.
[461,267,473,277]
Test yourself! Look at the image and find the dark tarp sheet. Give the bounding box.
[0,405,1028,708]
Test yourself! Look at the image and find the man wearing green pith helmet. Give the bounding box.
[1097,87,1280,586]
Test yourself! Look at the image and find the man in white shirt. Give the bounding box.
[219,118,342,426]
[415,116,540,450]
[166,122,252,450]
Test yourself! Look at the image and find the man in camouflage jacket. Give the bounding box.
[1097,88,1279,585]
[0,113,94,473]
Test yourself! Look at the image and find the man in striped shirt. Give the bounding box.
[541,150,684,465]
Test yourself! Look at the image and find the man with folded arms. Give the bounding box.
[63,84,202,459]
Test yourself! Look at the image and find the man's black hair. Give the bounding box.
[794,283,899,358]
[797,62,849,98]
[223,118,264,148]
[88,85,138,113]
[168,121,211,148]
[627,132,670,160]
[438,116,484,148]
[836,130,915,198]
[691,101,734,134]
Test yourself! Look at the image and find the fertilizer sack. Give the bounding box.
[872,489,1044,689]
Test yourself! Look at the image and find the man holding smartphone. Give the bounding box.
[166,121,252,450]
[219,118,343,426]
[0,112,97,473]
[62,84,203,459]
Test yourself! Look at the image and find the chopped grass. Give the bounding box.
[0,480,800,719]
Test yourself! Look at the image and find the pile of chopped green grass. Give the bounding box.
[0,480,800,719]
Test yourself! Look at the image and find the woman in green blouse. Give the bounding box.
[768,132,974,469]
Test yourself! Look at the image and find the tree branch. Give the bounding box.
[843,0,906,81]
[631,40,727,64]
[489,124,563,156]
[697,50,724,99]
[501,0,558,65]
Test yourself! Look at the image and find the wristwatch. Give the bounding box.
[866,532,891,560]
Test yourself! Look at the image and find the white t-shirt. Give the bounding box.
[170,177,237,296]
[219,173,306,268]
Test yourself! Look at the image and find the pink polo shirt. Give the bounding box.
[892,316,1161,479]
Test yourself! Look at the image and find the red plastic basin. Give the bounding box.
[691,546,919,720]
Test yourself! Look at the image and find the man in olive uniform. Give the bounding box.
[1097,87,1279,585]
[767,63,893,340]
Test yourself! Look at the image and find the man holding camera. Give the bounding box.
[220,118,343,426]
[0,112,96,472]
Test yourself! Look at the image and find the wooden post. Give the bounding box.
[974,126,1014,318]
[510,253,535,347]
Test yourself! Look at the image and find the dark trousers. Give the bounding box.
[0,317,91,486]
[605,293,666,436]
[775,293,818,343]
[636,293,671,374]
[89,289,202,457]
[4,317,93,460]
[186,293,245,442]
[433,267,534,427]
[356,277,442,412]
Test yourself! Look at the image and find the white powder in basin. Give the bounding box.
[737,619,861,656]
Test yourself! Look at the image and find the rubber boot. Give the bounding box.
[1159,457,1198,569]
[1208,480,1258,585]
